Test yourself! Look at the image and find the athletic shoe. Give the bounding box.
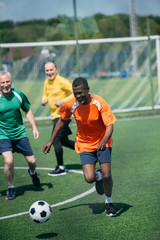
[28,168,41,187]
[95,169,104,195]
[48,166,66,176]
[105,203,116,217]
[5,187,15,200]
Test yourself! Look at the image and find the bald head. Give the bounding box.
[44,61,57,80]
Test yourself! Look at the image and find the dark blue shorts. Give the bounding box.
[80,147,112,166]
[0,137,34,156]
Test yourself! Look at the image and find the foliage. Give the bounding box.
[137,15,160,35]
[0,20,15,29]
[0,29,18,43]
[0,14,160,43]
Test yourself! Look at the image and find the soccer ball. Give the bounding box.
[29,200,52,223]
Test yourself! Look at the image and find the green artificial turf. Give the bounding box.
[0,115,160,240]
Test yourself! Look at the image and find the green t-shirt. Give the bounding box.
[0,88,30,140]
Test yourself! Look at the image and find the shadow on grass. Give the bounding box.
[36,232,58,239]
[0,182,53,197]
[65,164,82,170]
[59,202,132,217]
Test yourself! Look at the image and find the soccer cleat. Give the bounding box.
[5,187,15,200]
[48,166,66,176]
[28,168,41,187]
[95,169,104,195]
[105,203,116,217]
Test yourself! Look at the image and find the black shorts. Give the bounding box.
[0,137,34,156]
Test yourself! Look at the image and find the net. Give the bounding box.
[0,35,160,120]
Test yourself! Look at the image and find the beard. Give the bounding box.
[1,87,11,94]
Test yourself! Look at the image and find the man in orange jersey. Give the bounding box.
[43,77,117,216]
[41,61,74,176]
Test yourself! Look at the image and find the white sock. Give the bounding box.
[59,165,65,170]
[105,195,112,204]
[96,170,102,181]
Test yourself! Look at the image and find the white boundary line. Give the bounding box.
[117,114,160,122]
[0,167,95,221]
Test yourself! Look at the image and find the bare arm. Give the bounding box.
[43,117,67,154]
[96,124,113,151]
[25,108,39,140]
[54,100,65,107]
[41,99,48,106]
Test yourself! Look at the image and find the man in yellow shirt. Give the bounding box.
[41,61,74,176]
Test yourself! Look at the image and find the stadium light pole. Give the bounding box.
[73,0,80,76]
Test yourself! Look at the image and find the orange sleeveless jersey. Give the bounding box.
[59,94,117,153]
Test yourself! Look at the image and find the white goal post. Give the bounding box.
[0,35,160,117]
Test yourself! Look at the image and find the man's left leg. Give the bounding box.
[101,162,116,217]
[25,155,41,187]
[2,151,15,200]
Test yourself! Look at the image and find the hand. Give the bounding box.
[96,140,106,151]
[54,100,65,107]
[33,129,39,140]
[43,141,52,154]
[41,100,47,106]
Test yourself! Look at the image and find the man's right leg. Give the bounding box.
[2,151,15,200]
[80,152,97,183]
[82,164,96,183]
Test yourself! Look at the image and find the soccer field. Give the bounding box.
[0,115,160,240]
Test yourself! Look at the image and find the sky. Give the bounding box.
[0,0,160,22]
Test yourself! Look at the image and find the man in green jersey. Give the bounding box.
[0,72,41,200]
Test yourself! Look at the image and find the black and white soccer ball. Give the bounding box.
[29,200,52,223]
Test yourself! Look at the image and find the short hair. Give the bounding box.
[44,61,57,68]
[72,77,89,89]
[0,71,11,79]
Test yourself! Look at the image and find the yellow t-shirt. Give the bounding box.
[59,94,117,153]
[42,74,74,119]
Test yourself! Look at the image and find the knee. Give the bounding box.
[4,158,14,167]
[84,175,95,184]
[5,161,14,170]
[53,138,62,150]
[101,167,111,180]
[26,156,37,165]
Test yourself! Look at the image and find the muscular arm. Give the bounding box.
[25,108,39,140]
[43,117,67,154]
[96,124,113,151]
